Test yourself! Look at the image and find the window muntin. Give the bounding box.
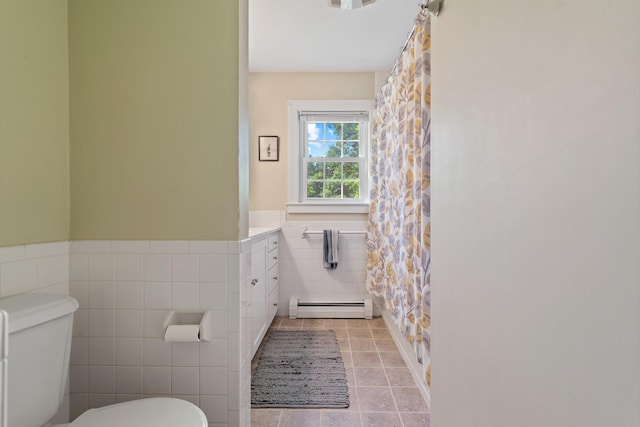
[304,121,364,200]
[287,100,373,214]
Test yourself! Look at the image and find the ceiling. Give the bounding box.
[248,0,423,73]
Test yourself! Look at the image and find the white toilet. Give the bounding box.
[0,292,207,427]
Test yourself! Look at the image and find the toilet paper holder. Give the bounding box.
[162,310,213,342]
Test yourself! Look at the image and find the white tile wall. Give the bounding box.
[0,259,39,295]
[0,241,71,422]
[237,240,252,427]
[0,238,254,427]
[0,245,26,263]
[250,212,369,316]
[69,240,249,427]
[0,241,70,298]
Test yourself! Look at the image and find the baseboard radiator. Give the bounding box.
[289,297,373,319]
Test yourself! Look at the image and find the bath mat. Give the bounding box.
[251,330,350,408]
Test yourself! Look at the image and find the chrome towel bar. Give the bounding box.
[301,226,366,238]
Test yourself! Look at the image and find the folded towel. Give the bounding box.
[323,229,339,269]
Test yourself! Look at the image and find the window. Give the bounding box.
[288,100,373,213]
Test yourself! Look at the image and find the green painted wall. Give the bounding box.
[69,0,241,241]
[0,0,70,247]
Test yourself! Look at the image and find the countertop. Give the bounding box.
[247,226,281,240]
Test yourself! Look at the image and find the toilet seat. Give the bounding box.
[67,397,207,427]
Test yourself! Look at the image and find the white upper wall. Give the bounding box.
[248,0,418,72]
[431,0,640,426]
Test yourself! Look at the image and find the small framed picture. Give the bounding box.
[258,136,279,161]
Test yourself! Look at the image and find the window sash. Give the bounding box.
[301,118,367,202]
[287,99,373,213]
[299,112,369,122]
[302,157,365,201]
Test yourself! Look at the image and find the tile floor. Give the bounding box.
[251,317,430,427]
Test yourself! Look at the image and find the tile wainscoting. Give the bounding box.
[0,216,370,427]
[65,240,252,427]
[249,211,372,317]
[0,241,72,423]
[0,241,69,298]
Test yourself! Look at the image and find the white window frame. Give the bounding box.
[287,99,374,214]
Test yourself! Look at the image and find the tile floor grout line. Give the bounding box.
[348,327,363,427]
[252,317,428,427]
[379,346,407,427]
[355,323,367,427]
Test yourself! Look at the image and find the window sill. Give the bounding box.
[286,202,369,214]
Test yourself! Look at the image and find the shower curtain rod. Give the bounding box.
[388,28,417,78]
[422,0,442,17]
[386,0,441,82]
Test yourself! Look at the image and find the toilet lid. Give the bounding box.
[69,398,207,427]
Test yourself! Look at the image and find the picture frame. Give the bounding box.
[258,136,280,161]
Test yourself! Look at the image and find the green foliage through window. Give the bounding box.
[304,120,364,200]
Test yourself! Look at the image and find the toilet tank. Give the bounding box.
[0,293,78,427]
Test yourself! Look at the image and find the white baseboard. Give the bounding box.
[382,309,431,407]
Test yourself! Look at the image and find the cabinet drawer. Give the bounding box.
[268,247,278,269]
[267,264,279,295]
[268,285,279,323]
[268,235,279,252]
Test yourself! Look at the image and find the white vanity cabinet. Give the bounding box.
[266,234,279,324]
[250,238,267,357]
[250,231,279,358]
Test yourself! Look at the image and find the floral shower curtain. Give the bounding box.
[366,11,431,387]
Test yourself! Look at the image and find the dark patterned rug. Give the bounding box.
[251,330,350,408]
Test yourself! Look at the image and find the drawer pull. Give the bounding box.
[251,278,258,286]
[273,256,278,261]
[273,303,278,307]
[273,276,278,280]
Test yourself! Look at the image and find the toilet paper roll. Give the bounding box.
[164,324,201,342]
